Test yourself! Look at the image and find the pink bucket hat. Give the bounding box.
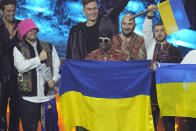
[18,18,39,40]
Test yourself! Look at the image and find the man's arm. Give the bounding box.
[108,0,130,20]
[143,17,155,50]
[137,43,147,60]
[13,47,42,73]
[85,53,93,60]
[51,45,60,85]
[142,5,157,60]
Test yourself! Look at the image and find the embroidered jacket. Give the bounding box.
[112,33,147,60]
[85,48,127,61]
[16,40,53,96]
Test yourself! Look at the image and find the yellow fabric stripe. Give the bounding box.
[157,83,196,118]
[157,1,178,35]
[60,91,154,131]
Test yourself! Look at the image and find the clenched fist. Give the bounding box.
[39,50,47,61]
[47,80,55,88]
[147,5,157,17]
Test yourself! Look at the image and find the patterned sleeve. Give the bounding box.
[120,52,128,61]
[137,43,147,60]
[85,53,92,60]
[112,35,121,50]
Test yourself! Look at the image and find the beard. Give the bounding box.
[155,36,166,43]
[122,30,133,37]
[3,15,14,23]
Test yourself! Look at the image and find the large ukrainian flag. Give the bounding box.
[156,63,196,118]
[157,0,190,35]
[59,60,154,131]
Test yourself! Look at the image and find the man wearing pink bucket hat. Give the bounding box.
[13,18,60,131]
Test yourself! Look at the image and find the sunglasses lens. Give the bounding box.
[104,39,109,43]
[99,38,103,43]
[99,38,110,43]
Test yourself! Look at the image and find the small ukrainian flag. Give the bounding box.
[157,0,190,35]
[156,63,196,118]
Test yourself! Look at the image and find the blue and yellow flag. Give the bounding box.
[157,0,190,35]
[59,60,154,131]
[156,63,196,118]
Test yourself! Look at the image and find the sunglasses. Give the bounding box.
[99,37,111,43]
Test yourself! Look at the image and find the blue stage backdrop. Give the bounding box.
[1,0,196,58]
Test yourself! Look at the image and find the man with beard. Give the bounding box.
[112,14,146,60]
[66,0,130,60]
[13,19,60,131]
[143,5,182,131]
[0,0,21,130]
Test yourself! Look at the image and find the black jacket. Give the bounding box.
[0,19,21,77]
[0,35,3,64]
[66,0,130,60]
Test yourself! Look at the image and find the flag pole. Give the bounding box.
[129,10,148,21]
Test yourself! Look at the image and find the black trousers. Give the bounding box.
[152,106,175,131]
[20,99,57,131]
[0,76,20,131]
[162,116,175,131]
[188,118,196,131]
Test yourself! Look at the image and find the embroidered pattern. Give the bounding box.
[17,41,53,94]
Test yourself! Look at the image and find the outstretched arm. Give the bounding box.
[13,47,41,73]
[108,0,130,21]
[143,5,157,52]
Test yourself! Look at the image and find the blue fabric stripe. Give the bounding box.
[156,63,196,84]
[59,60,152,98]
[169,0,190,30]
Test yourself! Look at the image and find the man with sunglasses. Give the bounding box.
[66,0,130,60]
[112,14,146,60]
[85,17,127,61]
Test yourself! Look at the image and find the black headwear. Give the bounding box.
[99,16,114,39]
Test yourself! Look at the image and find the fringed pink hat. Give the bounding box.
[18,18,39,40]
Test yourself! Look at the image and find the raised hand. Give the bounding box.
[39,50,48,61]
[147,5,157,17]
